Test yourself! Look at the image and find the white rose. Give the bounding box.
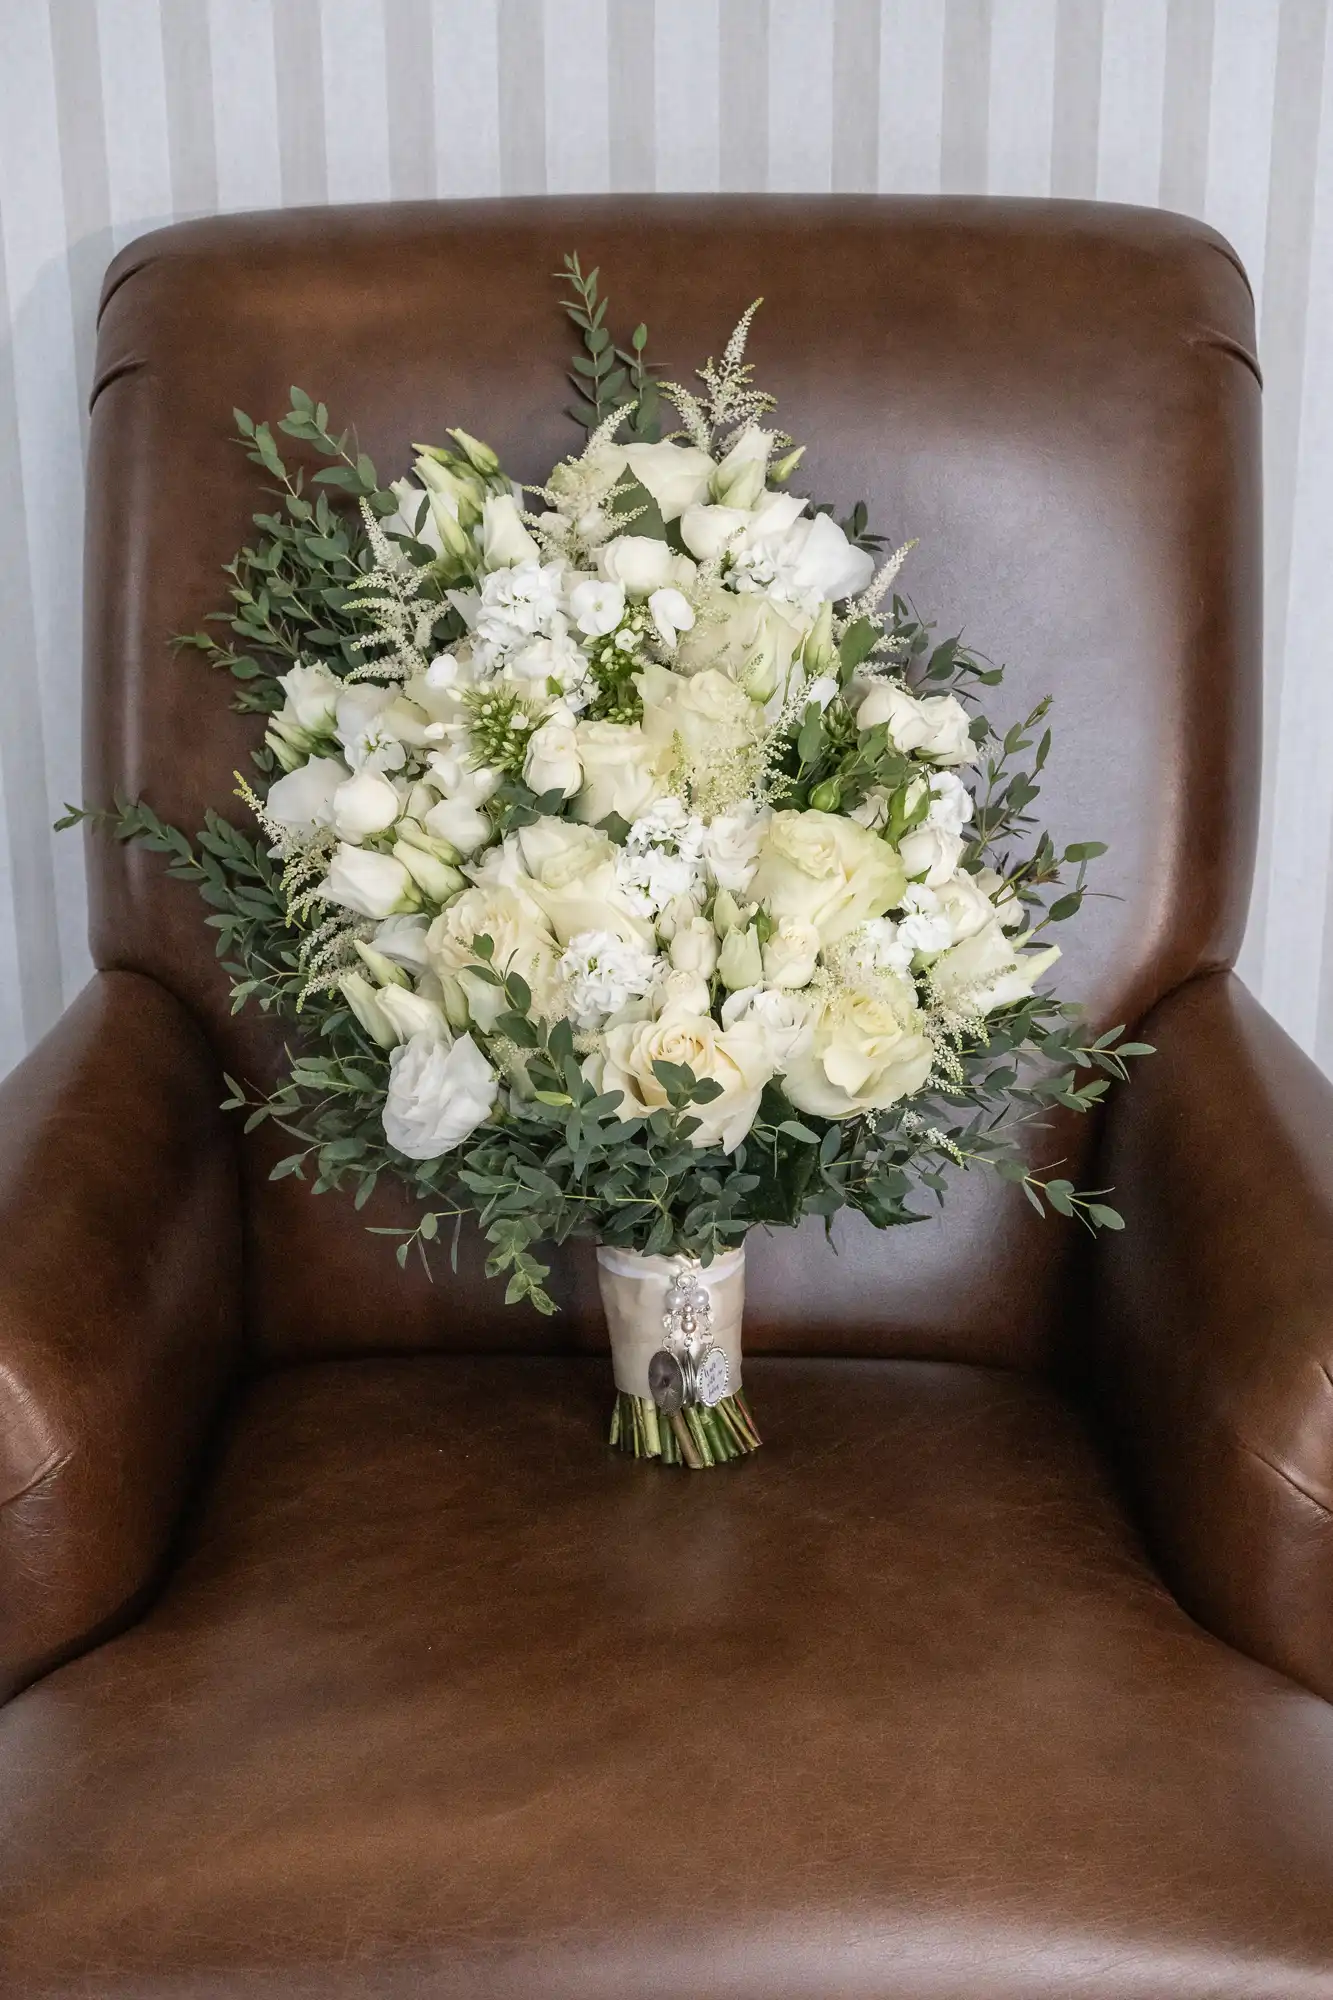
[761,917,821,989]
[933,870,998,944]
[672,588,804,701]
[558,929,659,1028]
[383,1031,498,1159]
[266,755,347,836]
[638,663,765,770]
[427,882,561,1032]
[524,708,582,799]
[321,845,419,920]
[568,577,625,637]
[899,823,965,888]
[783,979,935,1120]
[679,503,752,564]
[599,536,696,598]
[702,801,770,893]
[573,719,668,826]
[277,661,340,735]
[331,767,402,842]
[601,1010,776,1152]
[481,491,541,570]
[750,811,906,946]
[930,920,1061,1016]
[622,440,716,521]
[516,817,654,948]
[856,682,973,765]
[669,915,720,979]
[720,985,813,1067]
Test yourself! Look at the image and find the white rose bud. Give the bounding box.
[322,845,420,920]
[762,918,821,989]
[524,708,582,799]
[718,925,763,991]
[899,823,965,888]
[655,967,712,1018]
[669,915,720,979]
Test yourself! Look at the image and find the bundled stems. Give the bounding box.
[609,1390,761,1469]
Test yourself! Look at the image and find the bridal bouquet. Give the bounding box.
[72,255,1147,1469]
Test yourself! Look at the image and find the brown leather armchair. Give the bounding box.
[2,198,1332,1999]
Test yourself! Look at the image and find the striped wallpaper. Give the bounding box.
[0,0,1331,1080]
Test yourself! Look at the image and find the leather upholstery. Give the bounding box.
[4,1358,1333,2000]
[1,198,1329,1997]
[84,195,1260,1368]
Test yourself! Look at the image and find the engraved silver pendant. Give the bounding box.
[691,1344,731,1408]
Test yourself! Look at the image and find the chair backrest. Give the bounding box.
[84,195,1259,1369]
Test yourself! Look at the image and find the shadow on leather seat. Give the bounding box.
[4,1355,1332,1999]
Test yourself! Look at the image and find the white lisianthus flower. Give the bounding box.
[339,970,396,1047]
[896,883,956,956]
[516,817,655,948]
[383,1031,498,1159]
[277,661,341,735]
[750,810,906,946]
[266,755,347,836]
[392,835,466,904]
[382,480,445,558]
[930,922,1061,1017]
[761,916,821,989]
[321,845,419,920]
[524,707,582,799]
[376,985,451,1046]
[849,787,891,831]
[572,720,668,826]
[973,865,1026,930]
[717,925,763,991]
[783,979,935,1120]
[720,985,814,1067]
[729,508,874,614]
[621,440,716,521]
[856,681,973,765]
[334,684,401,770]
[600,1010,776,1152]
[598,535,696,598]
[568,577,626,637]
[679,503,751,565]
[803,674,840,713]
[559,929,658,1028]
[710,425,771,509]
[427,882,561,1032]
[480,491,541,570]
[648,587,696,650]
[422,755,502,857]
[899,823,965,887]
[372,914,433,974]
[331,768,402,842]
[702,800,771,894]
[669,915,721,979]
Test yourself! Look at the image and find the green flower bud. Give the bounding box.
[447,427,502,478]
[353,941,410,989]
[338,970,396,1048]
[810,779,842,813]
[770,445,806,485]
[801,598,836,676]
[717,925,763,991]
[392,839,465,904]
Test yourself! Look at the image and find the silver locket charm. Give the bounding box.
[647,1264,730,1413]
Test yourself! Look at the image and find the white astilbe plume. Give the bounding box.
[661,298,777,446]
[341,499,439,683]
[843,538,918,629]
[296,913,366,1005]
[233,771,335,912]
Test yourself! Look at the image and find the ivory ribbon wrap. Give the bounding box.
[596,1245,747,1399]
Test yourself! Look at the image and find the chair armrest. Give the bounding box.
[1095,969,1333,1699]
[0,971,241,1698]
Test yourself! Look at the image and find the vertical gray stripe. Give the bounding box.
[0,248,65,1042]
[47,0,111,430]
[609,0,655,191]
[1315,811,1333,1072]
[1248,0,1330,966]
[159,0,218,214]
[1050,0,1102,197]
[941,0,992,193]
[720,0,768,191]
[386,0,436,199]
[273,0,328,206]
[832,0,880,191]
[1159,0,1215,214]
[498,0,546,193]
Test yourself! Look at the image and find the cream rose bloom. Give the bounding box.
[426,883,561,1032]
[673,587,804,700]
[750,811,906,946]
[856,681,973,765]
[637,663,765,770]
[516,818,655,948]
[783,978,935,1119]
[761,916,821,988]
[572,720,668,826]
[599,1008,776,1152]
[930,920,1061,1017]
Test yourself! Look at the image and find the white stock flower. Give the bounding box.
[720,985,813,1067]
[615,798,707,918]
[524,707,582,799]
[930,922,1061,1017]
[598,535,696,598]
[568,577,626,637]
[783,978,935,1120]
[729,507,874,615]
[266,755,347,836]
[572,719,667,826]
[383,1032,498,1159]
[895,883,956,956]
[621,440,715,521]
[648,587,696,650]
[856,681,973,765]
[503,627,589,705]
[761,917,821,989]
[331,768,402,842]
[840,917,915,979]
[701,800,770,893]
[321,845,419,920]
[559,930,658,1028]
[925,770,974,837]
[600,1010,776,1152]
[474,560,565,653]
[480,491,541,569]
[750,811,906,946]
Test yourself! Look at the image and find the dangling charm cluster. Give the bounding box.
[647,1263,732,1416]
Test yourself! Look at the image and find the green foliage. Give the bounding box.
[555,252,663,439]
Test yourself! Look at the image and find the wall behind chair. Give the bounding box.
[0,0,1330,1076]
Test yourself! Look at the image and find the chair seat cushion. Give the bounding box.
[3,1356,1333,1999]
